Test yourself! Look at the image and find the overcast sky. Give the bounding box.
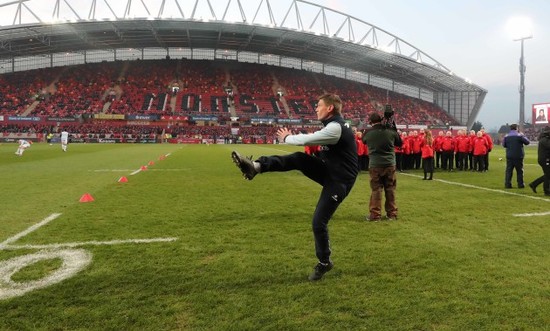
[1,0,548,130]
[320,0,550,130]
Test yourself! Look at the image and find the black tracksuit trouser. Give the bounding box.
[257,152,356,263]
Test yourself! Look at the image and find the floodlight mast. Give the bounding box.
[515,35,532,132]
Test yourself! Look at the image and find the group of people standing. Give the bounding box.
[395,128,494,173]
[353,126,496,183]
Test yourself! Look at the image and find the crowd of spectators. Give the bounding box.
[2,59,465,141]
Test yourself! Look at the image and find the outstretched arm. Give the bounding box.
[278,123,341,146]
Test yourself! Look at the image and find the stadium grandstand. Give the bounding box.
[0,0,486,144]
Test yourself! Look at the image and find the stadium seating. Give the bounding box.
[0,59,462,141]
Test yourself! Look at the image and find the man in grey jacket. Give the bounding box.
[231,93,358,281]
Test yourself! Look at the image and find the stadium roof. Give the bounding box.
[0,0,486,126]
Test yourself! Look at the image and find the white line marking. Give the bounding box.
[0,213,62,248]
[1,237,179,250]
[0,249,92,300]
[258,146,295,154]
[0,213,179,300]
[92,153,170,174]
[400,172,550,202]
[512,211,550,217]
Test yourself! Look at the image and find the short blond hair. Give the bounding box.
[318,93,342,114]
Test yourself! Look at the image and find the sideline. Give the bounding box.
[130,152,172,175]
[512,211,550,217]
[400,172,550,219]
[399,172,550,202]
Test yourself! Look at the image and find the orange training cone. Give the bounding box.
[79,193,94,203]
[118,176,128,183]
[140,165,148,171]
[148,161,155,166]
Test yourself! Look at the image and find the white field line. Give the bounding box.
[0,210,179,300]
[101,153,172,176]
[0,249,93,300]
[0,212,179,251]
[400,172,550,202]
[258,146,296,154]
[512,211,550,217]
[400,172,550,217]
[2,237,179,250]
[0,213,62,248]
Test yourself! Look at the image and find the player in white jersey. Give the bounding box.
[15,139,32,156]
[61,130,69,152]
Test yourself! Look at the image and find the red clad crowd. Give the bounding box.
[394,128,494,174]
[302,126,495,179]
[0,60,458,125]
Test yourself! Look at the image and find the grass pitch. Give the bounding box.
[0,142,548,330]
